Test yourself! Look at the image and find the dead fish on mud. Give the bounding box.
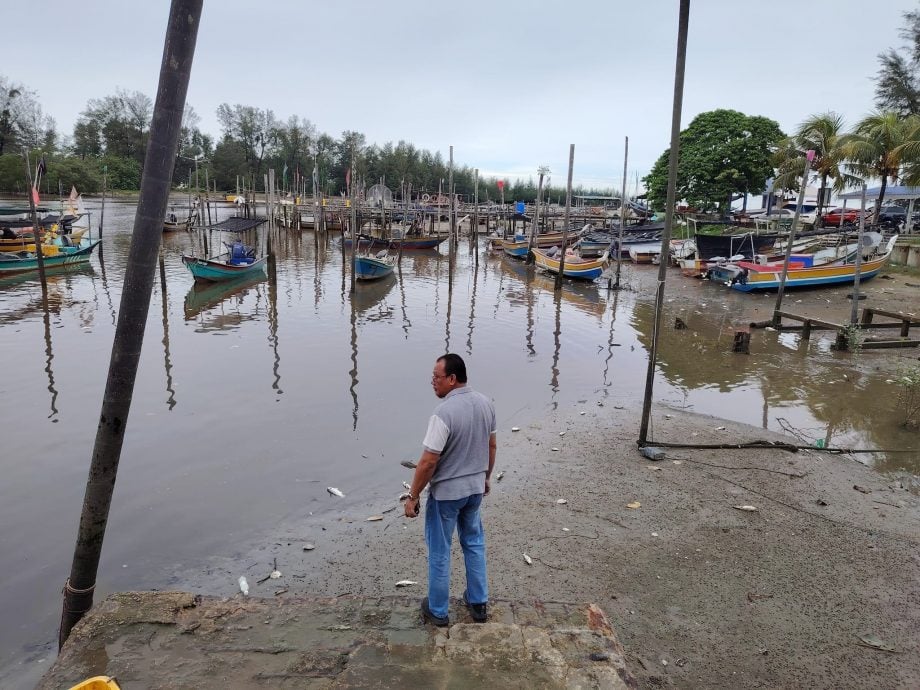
[402,481,412,490]
[395,580,418,587]
[495,471,505,481]
[401,460,417,469]
[523,553,533,565]
[327,487,345,498]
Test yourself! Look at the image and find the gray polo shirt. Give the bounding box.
[422,386,497,501]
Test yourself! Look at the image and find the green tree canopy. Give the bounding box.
[644,109,784,214]
[875,6,920,116]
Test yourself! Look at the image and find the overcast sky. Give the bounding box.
[4,0,917,190]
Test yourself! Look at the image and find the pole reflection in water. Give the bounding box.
[466,262,478,356]
[158,253,177,410]
[602,290,620,390]
[550,291,562,405]
[348,292,359,431]
[42,300,59,420]
[267,248,283,398]
[525,266,535,357]
[444,258,453,353]
[398,267,411,339]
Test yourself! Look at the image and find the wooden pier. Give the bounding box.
[751,307,920,351]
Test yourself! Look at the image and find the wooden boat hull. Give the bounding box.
[0,228,87,252]
[0,239,100,274]
[343,234,447,250]
[500,238,530,258]
[354,255,396,280]
[727,237,897,292]
[531,248,609,280]
[182,255,267,282]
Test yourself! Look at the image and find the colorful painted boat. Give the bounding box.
[354,251,396,280]
[343,233,447,250]
[531,247,610,280]
[0,238,100,274]
[719,235,897,292]
[182,242,267,282]
[500,236,530,258]
[0,228,87,252]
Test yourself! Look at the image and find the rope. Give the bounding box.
[638,440,915,455]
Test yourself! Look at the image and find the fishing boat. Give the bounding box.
[500,235,530,258]
[342,232,447,250]
[531,245,611,280]
[354,248,397,281]
[710,235,897,292]
[182,241,266,282]
[627,242,662,264]
[163,204,197,232]
[0,237,100,274]
[0,227,87,252]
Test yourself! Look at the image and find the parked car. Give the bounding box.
[780,203,819,225]
[876,205,908,226]
[820,207,864,225]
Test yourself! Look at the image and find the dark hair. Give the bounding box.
[438,353,467,383]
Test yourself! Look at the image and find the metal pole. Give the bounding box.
[615,136,628,288]
[555,144,575,291]
[59,0,202,647]
[350,157,357,293]
[638,0,690,446]
[772,151,814,325]
[850,183,867,325]
[448,146,456,250]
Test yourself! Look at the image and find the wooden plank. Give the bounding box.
[863,308,920,324]
[861,340,920,349]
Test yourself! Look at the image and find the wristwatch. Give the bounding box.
[407,492,418,501]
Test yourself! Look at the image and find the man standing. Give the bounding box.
[404,353,497,627]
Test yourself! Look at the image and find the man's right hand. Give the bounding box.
[484,479,491,496]
[404,497,420,518]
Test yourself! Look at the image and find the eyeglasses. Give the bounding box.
[431,373,451,381]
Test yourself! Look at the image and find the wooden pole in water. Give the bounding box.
[850,183,867,325]
[614,136,628,288]
[472,169,479,267]
[350,157,357,293]
[98,167,107,241]
[21,152,48,287]
[772,150,814,326]
[638,0,689,447]
[555,145,575,291]
[58,0,201,648]
[528,168,547,264]
[449,146,456,251]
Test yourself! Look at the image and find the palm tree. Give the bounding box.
[772,112,857,220]
[844,111,920,224]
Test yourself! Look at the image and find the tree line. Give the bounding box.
[0,80,609,203]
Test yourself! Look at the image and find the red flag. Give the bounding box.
[31,186,40,205]
[497,180,504,190]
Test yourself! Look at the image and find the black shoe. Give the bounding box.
[463,590,488,623]
[421,597,449,627]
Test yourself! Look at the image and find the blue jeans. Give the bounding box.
[424,493,488,619]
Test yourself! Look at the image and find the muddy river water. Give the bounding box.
[1,199,917,686]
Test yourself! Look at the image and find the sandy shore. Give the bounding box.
[198,398,918,690]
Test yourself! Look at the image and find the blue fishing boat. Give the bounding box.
[182,242,266,282]
[500,235,530,258]
[0,237,100,274]
[355,250,397,280]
